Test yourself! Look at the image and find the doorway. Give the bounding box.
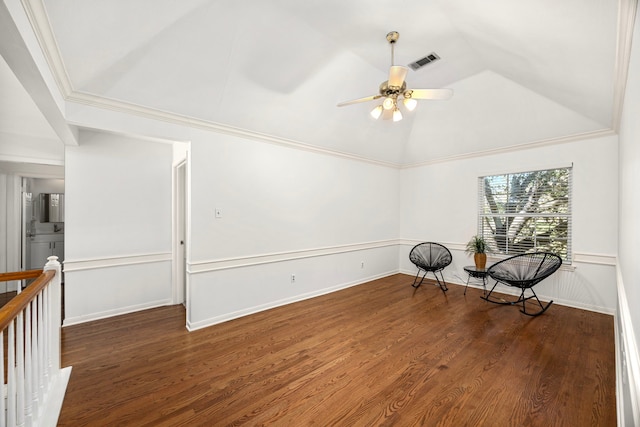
[173,159,188,307]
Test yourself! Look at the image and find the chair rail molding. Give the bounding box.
[63,252,172,272]
[189,239,400,274]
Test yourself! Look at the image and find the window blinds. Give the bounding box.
[478,167,572,262]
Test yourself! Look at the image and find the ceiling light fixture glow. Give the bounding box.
[403,97,417,111]
[370,105,383,119]
[382,97,395,110]
[393,108,403,122]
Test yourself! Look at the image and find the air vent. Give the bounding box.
[408,52,440,71]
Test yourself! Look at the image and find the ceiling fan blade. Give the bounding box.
[388,66,408,87]
[408,88,454,100]
[337,94,381,107]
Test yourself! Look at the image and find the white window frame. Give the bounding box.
[478,166,572,263]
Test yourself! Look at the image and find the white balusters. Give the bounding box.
[16,312,25,427]
[7,322,16,427]
[1,255,69,427]
[24,305,33,427]
[30,300,40,419]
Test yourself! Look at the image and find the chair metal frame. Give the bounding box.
[408,242,452,293]
[481,252,562,316]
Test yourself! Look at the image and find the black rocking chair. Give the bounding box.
[482,252,562,316]
[409,242,452,292]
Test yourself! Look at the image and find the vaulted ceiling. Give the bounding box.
[3,0,631,166]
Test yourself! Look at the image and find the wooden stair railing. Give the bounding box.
[0,256,71,427]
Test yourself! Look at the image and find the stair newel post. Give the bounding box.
[43,256,62,374]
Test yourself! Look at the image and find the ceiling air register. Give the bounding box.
[337,32,452,122]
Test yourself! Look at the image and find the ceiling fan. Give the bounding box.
[337,31,453,122]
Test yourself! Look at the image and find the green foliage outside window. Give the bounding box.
[479,168,571,261]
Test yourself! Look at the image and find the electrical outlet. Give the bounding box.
[291,274,296,283]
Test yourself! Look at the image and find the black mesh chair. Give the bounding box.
[482,252,562,316]
[409,242,452,292]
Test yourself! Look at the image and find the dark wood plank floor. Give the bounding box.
[58,274,616,426]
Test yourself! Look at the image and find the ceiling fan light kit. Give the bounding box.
[337,31,453,122]
[370,105,383,119]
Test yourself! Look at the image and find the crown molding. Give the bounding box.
[19,0,627,170]
[65,91,400,169]
[20,0,73,98]
[612,0,638,132]
[66,91,618,171]
[400,129,616,169]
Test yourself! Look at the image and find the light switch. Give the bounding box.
[215,208,222,218]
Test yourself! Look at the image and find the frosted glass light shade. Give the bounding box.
[382,97,395,110]
[403,97,417,111]
[393,108,403,122]
[370,105,383,119]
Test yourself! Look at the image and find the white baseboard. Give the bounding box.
[63,298,173,327]
[187,269,398,331]
[398,269,615,315]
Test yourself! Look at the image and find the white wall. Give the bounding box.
[0,174,21,280]
[186,129,400,329]
[617,1,640,423]
[399,134,618,314]
[63,130,174,325]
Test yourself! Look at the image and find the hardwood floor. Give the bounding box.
[58,274,616,426]
[0,290,17,309]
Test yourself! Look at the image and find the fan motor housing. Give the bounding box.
[379,80,407,97]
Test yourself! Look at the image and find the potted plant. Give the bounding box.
[465,235,488,270]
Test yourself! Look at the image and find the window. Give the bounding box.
[478,167,572,262]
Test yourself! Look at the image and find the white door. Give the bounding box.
[175,161,187,306]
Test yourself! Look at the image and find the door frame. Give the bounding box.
[172,156,190,309]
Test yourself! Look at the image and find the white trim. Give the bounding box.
[477,162,575,181]
[65,94,619,171]
[19,0,623,170]
[188,239,399,274]
[612,0,639,132]
[66,90,400,169]
[398,239,614,267]
[67,95,619,171]
[399,269,615,315]
[62,298,173,327]
[187,270,397,331]
[400,130,615,169]
[573,252,617,266]
[0,154,64,166]
[171,158,189,305]
[76,126,189,146]
[62,252,172,272]
[20,0,73,98]
[616,263,640,425]
[398,238,465,252]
